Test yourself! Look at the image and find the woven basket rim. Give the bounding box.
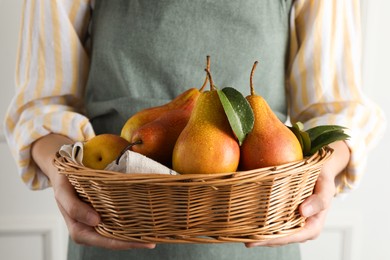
[54,146,333,182]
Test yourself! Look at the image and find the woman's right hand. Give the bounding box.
[32,134,156,250]
[51,172,155,249]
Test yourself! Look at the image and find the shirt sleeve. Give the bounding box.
[3,0,95,190]
[288,0,387,194]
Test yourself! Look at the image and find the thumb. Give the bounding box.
[300,194,324,218]
[300,174,335,218]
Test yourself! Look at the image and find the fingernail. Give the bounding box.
[146,243,156,249]
[246,241,266,248]
[302,204,313,217]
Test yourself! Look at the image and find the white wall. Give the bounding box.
[0,1,67,260]
[0,1,389,260]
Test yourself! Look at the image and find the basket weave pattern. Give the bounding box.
[54,147,332,243]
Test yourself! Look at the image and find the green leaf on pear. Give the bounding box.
[289,122,312,155]
[300,130,311,155]
[309,130,350,155]
[289,125,304,150]
[294,121,305,131]
[288,122,349,156]
[306,125,347,141]
[217,87,255,146]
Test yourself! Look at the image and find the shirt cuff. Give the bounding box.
[5,110,95,190]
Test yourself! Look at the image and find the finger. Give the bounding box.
[53,175,100,226]
[246,210,327,248]
[54,175,156,249]
[300,194,324,218]
[246,163,337,248]
[300,183,333,217]
[300,173,336,218]
[58,202,155,250]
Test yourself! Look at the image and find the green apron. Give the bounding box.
[70,0,301,259]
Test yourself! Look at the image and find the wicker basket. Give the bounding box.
[54,146,332,244]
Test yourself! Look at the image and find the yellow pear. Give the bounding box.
[82,134,130,170]
[239,62,303,170]
[172,69,240,174]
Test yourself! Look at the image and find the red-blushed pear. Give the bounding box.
[82,134,131,170]
[129,108,192,167]
[239,61,303,170]
[172,69,240,174]
[120,56,211,142]
[120,87,202,142]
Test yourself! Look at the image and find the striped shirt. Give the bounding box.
[4,0,386,192]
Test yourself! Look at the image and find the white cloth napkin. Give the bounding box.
[59,142,179,175]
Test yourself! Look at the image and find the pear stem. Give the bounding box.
[115,140,142,165]
[205,68,215,91]
[250,61,258,96]
[199,55,210,92]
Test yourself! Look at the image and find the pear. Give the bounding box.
[239,61,303,170]
[129,108,192,167]
[172,69,240,174]
[120,56,210,142]
[83,134,131,170]
[120,87,202,142]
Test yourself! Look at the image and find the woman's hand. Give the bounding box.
[32,134,156,250]
[51,171,155,249]
[245,141,350,247]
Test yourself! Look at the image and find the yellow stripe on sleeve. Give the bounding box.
[15,0,27,87]
[342,1,359,101]
[35,0,47,98]
[328,1,343,112]
[16,0,36,109]
[70,1,84,95]
[50,0,64,96]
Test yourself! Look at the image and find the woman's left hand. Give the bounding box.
[245,141,350,247]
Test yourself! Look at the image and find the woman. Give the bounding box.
[4,0,385,259]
